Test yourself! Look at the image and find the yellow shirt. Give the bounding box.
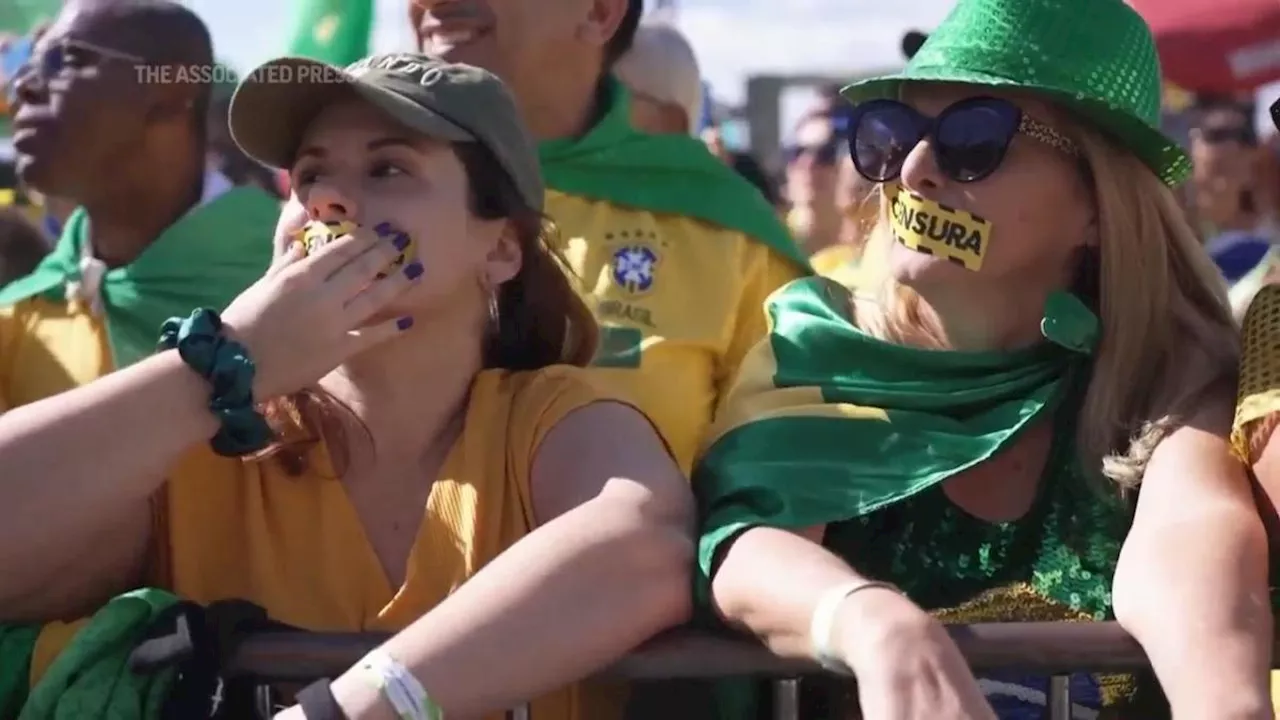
[810,244,863,288]
[0,297,112,412]
[550,190,803,472]
[31,366,630,720]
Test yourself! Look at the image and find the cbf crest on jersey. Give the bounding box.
[609,230,661,295]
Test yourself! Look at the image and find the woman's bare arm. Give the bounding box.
[711,521,939,669]
[1113,400,1273,720]
[0,350,216,619]
[322,401,695,719]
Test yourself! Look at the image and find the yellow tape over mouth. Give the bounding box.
[293,220,358,255]
[292,220,415,278]
[889,188,991,272]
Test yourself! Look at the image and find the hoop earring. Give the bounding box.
[488,287,501,331]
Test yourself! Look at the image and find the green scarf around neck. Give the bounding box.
[0,187,278,369]
[538,78,811,271]
[692,276,1099,602]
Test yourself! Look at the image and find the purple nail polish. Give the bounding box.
[392,233,411,251]
[396,316,414,330]
[404,261,424,279]
[374,222,393,235]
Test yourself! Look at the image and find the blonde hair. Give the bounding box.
[855,116,1239,489]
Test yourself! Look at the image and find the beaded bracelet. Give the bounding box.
[157,308,274,456]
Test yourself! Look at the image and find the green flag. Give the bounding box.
[0,0,59,37]
[285,0,373,66]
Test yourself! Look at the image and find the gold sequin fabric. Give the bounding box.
[1233,284,1280,464]
[1019,115,1079,157]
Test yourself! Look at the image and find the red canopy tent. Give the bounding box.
[1129,0,1280,94]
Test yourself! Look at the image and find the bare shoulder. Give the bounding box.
[530,398,689,525]
[1140,378,1249,513]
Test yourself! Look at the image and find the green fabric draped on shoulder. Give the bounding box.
[0,625,39,718]
[0,186,278,369]
[692,276,1099,603]
[537,78,811,271]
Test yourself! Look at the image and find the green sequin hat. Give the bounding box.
[842,0,1191,186]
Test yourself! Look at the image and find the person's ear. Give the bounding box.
[576,0,629,49]
[482,219,522,286]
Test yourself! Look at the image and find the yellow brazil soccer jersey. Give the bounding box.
[0,297,112,412]
[550,190,803,473]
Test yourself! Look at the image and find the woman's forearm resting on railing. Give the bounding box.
[709,525,890,662]
[320,490,694,720]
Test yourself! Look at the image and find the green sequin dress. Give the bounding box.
[776,433,1169,719]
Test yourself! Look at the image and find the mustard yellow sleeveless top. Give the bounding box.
[32,366,629,720]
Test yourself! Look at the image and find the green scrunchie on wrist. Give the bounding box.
[157,308,274,456]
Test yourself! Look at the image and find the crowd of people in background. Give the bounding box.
[2,0,1280,719]
[5,11,1280,307]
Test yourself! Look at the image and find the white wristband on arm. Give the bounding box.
[809,579,901,674]
[355,648,444,720]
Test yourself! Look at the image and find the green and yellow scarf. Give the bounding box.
[692,276,1099,601]
[0,186,277,369]
[538,79,811,271]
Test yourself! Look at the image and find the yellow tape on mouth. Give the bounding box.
[294,220,357,255]
[889,189,991,272]
[293,220,415,278]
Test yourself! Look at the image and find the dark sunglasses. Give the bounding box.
[846,96,1079,184]
[11,37,143,86]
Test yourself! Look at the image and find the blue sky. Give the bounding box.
[184,0,958,104]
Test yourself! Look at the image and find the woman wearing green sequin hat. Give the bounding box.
[693,0,1266,717]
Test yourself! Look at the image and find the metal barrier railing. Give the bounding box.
[223,621,1225,719]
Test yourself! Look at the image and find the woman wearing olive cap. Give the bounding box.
[0,54,692,720]
[694,0,1268,717]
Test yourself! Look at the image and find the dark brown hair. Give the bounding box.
[253,141,597,476]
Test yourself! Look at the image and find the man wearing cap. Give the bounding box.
[412,0,810,474]
[0,0,278,413]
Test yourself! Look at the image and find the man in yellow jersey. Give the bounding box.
[410,0,810,472]
[0,0,277,412]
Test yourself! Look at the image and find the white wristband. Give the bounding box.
[809,579,900,674]
[357,648,443,720]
